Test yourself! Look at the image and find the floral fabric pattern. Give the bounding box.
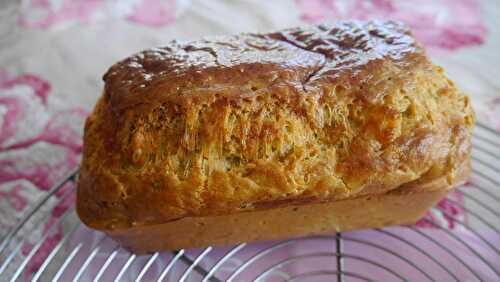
[18,0,181,29]
[294,0,486,50]
[0,71,86,234]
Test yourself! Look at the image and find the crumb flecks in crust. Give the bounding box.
[77,21,475,230]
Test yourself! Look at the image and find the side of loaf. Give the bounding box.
[108,178,468,254]
[77,21,474,250]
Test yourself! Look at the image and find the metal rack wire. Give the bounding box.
[0,122,499,281]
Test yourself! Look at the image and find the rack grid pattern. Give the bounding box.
[0,123,499,281]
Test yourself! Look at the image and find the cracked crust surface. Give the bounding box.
[77,21,474,230]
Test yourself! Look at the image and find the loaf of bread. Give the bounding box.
[77,21,474,253]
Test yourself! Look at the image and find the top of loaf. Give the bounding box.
[103,21,417,110]
[77,21,474,230]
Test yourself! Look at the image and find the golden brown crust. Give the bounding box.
[77,21,474,230]
[106,161,468,253]
[111,189,450,254]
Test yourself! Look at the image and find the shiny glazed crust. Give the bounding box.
[77,21,474,235]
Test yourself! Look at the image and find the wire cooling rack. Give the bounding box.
[0,123,499,282]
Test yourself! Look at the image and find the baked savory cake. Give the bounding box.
[77,21,474,253]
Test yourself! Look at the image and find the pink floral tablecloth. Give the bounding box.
[0,0,499,281]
